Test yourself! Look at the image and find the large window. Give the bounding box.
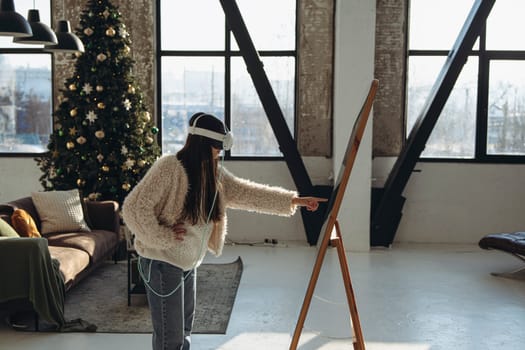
[157,0,297,157]
[0,1,53,155]
[407,0,525,161]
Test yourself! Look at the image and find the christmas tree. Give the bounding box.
[36,0,160,205]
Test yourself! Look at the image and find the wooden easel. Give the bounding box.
[290,79,379,350]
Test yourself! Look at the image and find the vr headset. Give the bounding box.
[188,114,234,151]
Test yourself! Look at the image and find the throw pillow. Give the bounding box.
[31,189,91,234]
[0,218,19,237]
[11,209,41,238]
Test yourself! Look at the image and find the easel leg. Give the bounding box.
[289,217,333,350]
[332,220,365,350]
[290,219,366,350]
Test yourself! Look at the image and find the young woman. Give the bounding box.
[122,112,326,350]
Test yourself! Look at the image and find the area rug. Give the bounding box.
[64,257,243,334]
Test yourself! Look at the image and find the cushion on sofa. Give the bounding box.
[48,246,90,287]
[4,197,41,231]
[0,218,19,237]
[31,190,91,234]
[46,230,118,264]
[11,209,41,238]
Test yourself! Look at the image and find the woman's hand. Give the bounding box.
[292,196,328,212]
[172,223,186,241]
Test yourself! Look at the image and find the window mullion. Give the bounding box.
[476,27,489,160]
[225,19,231,159]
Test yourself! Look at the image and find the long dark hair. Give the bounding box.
[176,113,225,224]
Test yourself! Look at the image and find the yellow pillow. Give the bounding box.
[11,209,41,238]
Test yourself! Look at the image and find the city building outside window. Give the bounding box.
[0,0,52,155]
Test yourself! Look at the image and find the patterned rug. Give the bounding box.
[64,257,243,334]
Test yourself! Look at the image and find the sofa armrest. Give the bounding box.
[0,205,14,226]
[84,200,120,234]
[2,197,41,231]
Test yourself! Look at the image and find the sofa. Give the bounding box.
[0,190,120,328]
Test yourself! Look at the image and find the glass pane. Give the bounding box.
[407,56,478,158]
[0,54,52,153]
[231,57,295,157]
[160,57,225,155]
[486,0,525,50]
[0,0,52,49]
[409,0,478,50]
[231,0,296,51]
[160,0,224,50]
[487,61,525,155]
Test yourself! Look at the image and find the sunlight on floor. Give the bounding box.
[212,331,431,350]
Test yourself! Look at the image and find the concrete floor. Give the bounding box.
[0,243,524,350]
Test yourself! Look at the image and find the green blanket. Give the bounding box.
[0,237,66,328]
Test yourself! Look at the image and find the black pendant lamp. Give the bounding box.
[13,9,58,45]
[0,0,33,37]
[45,20,84,53]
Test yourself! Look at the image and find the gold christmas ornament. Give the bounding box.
[88,192,100,200]
[122,183,131,191]
[135,128,143,135]
[97,102,106,109]
[95,130,105,139]
[76,179,86,187]
[145,136,154,144]
[70,108,78,117]
[105,27,116,37]
[137,159,146,167]
[76,136,87,144]
[96,85,104,92]
[101,165,110,172]
[123,45,130,55]
[69,84,77,91]
[142,111,151,122]
[84,27,94,36]
[128,85,135,94]
[97,53,107,62]
[66,141,75,149]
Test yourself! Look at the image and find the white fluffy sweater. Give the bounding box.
[122,155,298,270]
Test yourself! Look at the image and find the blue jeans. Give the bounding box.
[140,257,196,350]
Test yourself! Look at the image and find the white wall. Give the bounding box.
[332,0,376,251]
[0,158,42,201]
[373,157,525,244]
[223,157,332,243]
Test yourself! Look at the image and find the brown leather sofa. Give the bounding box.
[0,197,120,330]
[0,196,120,291]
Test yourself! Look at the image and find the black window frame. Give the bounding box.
[155,0,299,160]
[407,11,525,164]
